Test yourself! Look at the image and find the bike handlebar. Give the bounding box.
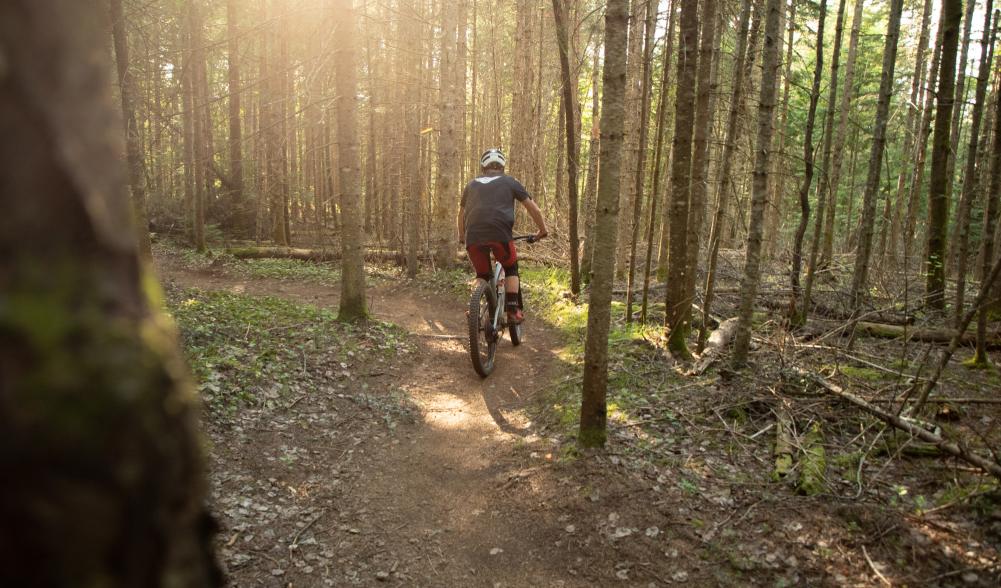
[513,235,539,244]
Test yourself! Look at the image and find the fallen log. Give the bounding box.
[854,321,1001,349]
[691,317,739,375]
[792,367,1001,479]
[226,246,450,265]
[226,246,549,268]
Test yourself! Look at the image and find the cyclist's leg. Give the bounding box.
[466,244,493,282]
[489,242,523,322]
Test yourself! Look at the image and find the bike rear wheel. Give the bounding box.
[468,280,497,377]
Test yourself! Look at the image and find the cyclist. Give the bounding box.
[457,148,548,324]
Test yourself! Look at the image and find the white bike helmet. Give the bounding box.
[480,148,506,169]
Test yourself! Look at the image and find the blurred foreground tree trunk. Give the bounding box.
[0,1,220,584]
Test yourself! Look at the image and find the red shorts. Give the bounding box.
[466,241,518,279]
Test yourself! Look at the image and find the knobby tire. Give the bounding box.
[468,280,497,378]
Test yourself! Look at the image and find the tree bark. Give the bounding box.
[665,0,701,359]
[433,0,462,267]
[580,44,602,284]
[0,1,221,583]
[732,0,783,367]
[625,0,658,320]
[700,0,753,352]
[954,4,996,328]
[108,0,152,259]
[641,0,678,323]
[580,0,628,448]
[945,0,978,277]
[888,0,934,265]
[925,0,963,311]
[552,0,581,297]
[802,0,846,313]
[974,28,1001,365]
[683,0,720,331]
[789,0,827,326]
[821,0,865,266]
[334,0,368,320]
[227,0,247,235]
[850,0,905,310]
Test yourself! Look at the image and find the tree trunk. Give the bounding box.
[974,27,1001,365]
[888,0,934,265]
[334,0,367,320]
[821,0,865,265]
[945,0,978,277]
[580,0,627,448]
[616,0,648,282]
[683,0,720,332]
[763,0,792,260]
[700,0,753,352]
[625,0,658,319]
[850,0,905,309]
[954,4,996,328]
[904,26,945,266]
[187,0,208,252]
[665,0,701,359]
[580,44,602,284]
[0,1,221,583]
[731,0,783,367]
[433,0,462,267]
[925,0,963,311]
[641,0,678,323]
[802,0,846,312]
[552,0,581,297]
[788,0,827,326]
[108,0,152,259]
[403,0,422,278]
[227,0,247,235]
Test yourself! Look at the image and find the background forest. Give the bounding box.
[5,0,1001,584]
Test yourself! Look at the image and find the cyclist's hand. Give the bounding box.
[535,229,548,241]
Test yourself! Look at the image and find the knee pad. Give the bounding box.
[504,261,519,278]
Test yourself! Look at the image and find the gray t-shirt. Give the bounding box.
[461,174,531,244]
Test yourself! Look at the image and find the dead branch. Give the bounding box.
[791,367,1001,479]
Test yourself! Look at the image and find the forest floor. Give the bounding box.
[155,243,1001,587]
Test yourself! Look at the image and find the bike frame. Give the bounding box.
[491,262,506,334]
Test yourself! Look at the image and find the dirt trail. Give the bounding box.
[160,261,581,586]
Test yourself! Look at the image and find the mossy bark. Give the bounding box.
[0,3,220,584]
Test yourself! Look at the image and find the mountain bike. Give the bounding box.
[467,235,536,378]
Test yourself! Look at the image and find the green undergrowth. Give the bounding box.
[166,286,414,417]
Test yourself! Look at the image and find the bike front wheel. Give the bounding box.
[468,280,497,378]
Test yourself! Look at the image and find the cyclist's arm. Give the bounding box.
[520,198,548,240]
[457,206,465,244]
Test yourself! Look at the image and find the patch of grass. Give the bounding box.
[167,287,413,416]
[840,366,887,381]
